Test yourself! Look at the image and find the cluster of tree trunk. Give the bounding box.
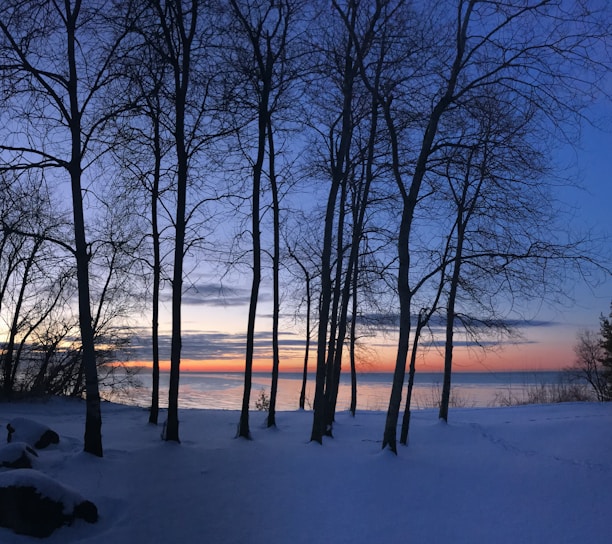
[0,0,609,456]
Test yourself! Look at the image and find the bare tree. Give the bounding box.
[284,215,322,410]
[144,0,197,443]
[1,235,43,395]
[226,0,300,435]
[134,0,229,442]
[324,0,392,428]
[368,0,609,453]
[571,329,609,401]
[288,243,314,410]
[571,305,612,402]
[230,0,273,438]
[307,0,363,444]
[0,0,141,456]
[0,171,141,401]
[111,36,174,425]
[434,80,609,422]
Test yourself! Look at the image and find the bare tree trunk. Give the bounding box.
[400,317,423,445]
[149,182,161,425]
[400,258,449,445]
[310,172,341,443]
[299,297,311,410]
[439,259,461,422]
[160,0,199,443]
[231,0,283,438]
[166,121,187,442]
[382,205,411,454]
[237,146,262,438]
[349,260,358,416]
[323,177,348,434]
[267,120,280,428]
[328,65,380,422]
[439,146,485,422]
[149,96,163,426]
[66,3,103,457]
[326,219,357,425]
[290,251,312,410]
[71,169,103,456]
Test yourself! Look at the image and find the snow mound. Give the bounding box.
[0,469,98,538]
[7,417,60,449]
[0,442,38,469]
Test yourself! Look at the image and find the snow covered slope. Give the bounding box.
[0,398,609,543]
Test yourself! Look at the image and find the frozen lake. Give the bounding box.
[113,370,579,411]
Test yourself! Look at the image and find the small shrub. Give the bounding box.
[255,389,270,412]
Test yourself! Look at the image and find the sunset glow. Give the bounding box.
[123,330,578,375]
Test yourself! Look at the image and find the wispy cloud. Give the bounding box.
[126,328,307,361]
[424,338,538,349]
[124,312,555,364]
[159,282,271,307]
[357,312,559,332]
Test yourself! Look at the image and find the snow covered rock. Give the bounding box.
[6,417,60,449]
[0,469,98,538]
[0,442,38,469]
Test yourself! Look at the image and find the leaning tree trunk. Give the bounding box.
[400,260,448,445]
[328,97,377,422]
[323,176,348,434]
[381,205,412,454]
[400,317,424,445]
[326,237,356,426]
[439,171,474,421]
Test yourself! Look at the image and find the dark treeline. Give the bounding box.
[0,0,610,455]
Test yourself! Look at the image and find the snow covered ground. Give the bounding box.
[0,398,610,543]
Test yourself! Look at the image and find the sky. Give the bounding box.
[0,3,608,379]
[119,103,612,376]
[129,109,611,375]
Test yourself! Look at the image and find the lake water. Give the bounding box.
[113,370,576,412]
